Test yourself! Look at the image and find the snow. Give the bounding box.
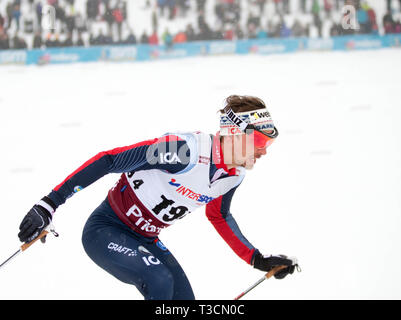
[0,48,401,300]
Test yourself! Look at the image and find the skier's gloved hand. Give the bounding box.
[18,197,56,243]
[253,252,298,279]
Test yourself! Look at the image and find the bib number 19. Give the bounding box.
[152,195,189,222]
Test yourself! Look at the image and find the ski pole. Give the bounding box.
[234,265,287,300]
[0,227,58,271]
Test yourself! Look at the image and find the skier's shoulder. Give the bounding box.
[158,131,211,152]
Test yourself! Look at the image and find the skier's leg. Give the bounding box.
[142,238,195,300]
[81,200,176,300]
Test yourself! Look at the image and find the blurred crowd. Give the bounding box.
[1,0,401,50]
[0,0,129,49]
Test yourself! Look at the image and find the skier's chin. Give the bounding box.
[243,158,256,170]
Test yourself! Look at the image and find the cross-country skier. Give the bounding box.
[17,95,298,300]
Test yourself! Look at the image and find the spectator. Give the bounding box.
[300,0,307,13]
[280,19,292,37]
[196,0,206,13]
[144,0,151,9]
[383,10,394,25]
[76,32,85,46]
[64,1,76,33]
[383,10,394,34]
[177,0,190,17]
[197,11,213,40]
[45,33,61,48]
[215,1,224,22]
[12,3,22,31]
[198,24,213,41]
[158,0,168,17]
[6,3,13,29]
[395,20,401,33]
[212,26,224,40]
[89,33,96,46]
[152,10,158,33]
[292,19,307,37]
[273,0,290,15]
[104,3,115,35]
[63,32,73,47]
[224,25,235,40]
[215,0,240,26]
[234,23,244,39]
[267,20,280,38]
[256,26,268,39]
[0,14,5,31]
[161,28,173,47]
[330,22,342,36]
[99,30,113,45]
[112,2,125,42]
[148,29,159,45]
[334,0,345,11]
[366,3,379,35]
[86,0,98,21]
[282,0,290,14]
[0,31,10,50]
[75,13,87,33]
[21,9,35,34]
[120,0,127,21]
[125,30,137,44]
[312,0,323,37]
[140,31,149,44]
[247,12,261,30]
[357,3,370,34]
[312,0,320,15]
[53,3,66,30]
[173,30,187,43]
[247,22,257,39]
[185,24,196,42]
[255,0,267,14]
[93,31,105,46]
[167,0,177,20]
[324,0,333,18]
[35,1,42,27]
[12,34,27,49]
[33,31,42,48]
[385,0,401,12]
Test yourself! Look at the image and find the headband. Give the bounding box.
[220,107,275,136]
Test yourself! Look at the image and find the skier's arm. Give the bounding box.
[18,135,190,242]
[205,187,298,278]
[47,134,190,209]
[205,184,258,265]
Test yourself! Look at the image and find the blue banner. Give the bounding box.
[1,34,400,66]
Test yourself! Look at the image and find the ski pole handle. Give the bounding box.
[1,227,58,271]
[20,230,48,252]
[234,265,289,300]
[265,265,287,279]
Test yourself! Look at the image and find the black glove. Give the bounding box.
[18,197,55,243]
[253,252,298,279]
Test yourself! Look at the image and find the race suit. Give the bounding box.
[47,131,258,299]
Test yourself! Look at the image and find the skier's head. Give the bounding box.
[218,95,278,170]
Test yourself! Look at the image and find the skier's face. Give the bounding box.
[227,133,269,170]
[239,133,268,170]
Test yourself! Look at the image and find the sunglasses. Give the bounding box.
[245,125,279,149]
[223,107,279,148]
